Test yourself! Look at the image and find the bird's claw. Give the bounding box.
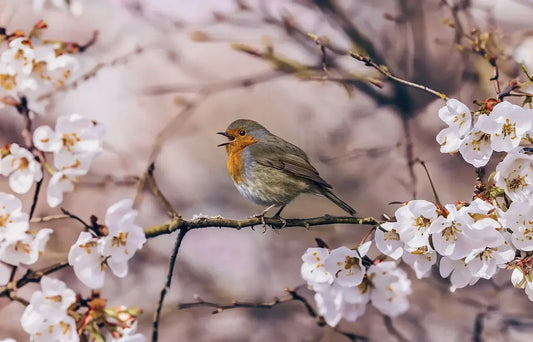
[272,215,287,229]
[251,213,267,227]
[250,213,286,229]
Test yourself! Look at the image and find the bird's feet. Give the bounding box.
[252,212,267,227]
[250,213,286,229]
[272,214,287,228]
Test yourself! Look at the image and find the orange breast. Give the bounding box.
[225,134,257,184]
[227,149,244,183]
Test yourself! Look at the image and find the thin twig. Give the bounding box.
[178,286,367,341]
[29,177,43,220]
[30,214,69,223]
[144,215,379,238]
[178,293,290,313]
[10,294,29,306]
[37,46,144,101]
[146,163,179,218]
[350,52,448,100]
[418,160,443,209]
[152,227,188,342]
[60,208,92,229]
[15,261,69,289]
[1,261,69,301]
[8,265,17,282]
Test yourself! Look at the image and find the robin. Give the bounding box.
[217,119,356,218]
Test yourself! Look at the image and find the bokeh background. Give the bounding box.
[1,0,533,341]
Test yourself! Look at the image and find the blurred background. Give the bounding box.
[1,0,533,341]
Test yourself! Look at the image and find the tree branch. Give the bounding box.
[30,214,69,223]
[178,286,367,341]
[146,163,179,218]
[350,52,448,100]
[144,215,379,238]
[151,227,188,342]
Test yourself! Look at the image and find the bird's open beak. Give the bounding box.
[217,131,234,147]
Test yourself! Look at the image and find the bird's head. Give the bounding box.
[217,119,270,151]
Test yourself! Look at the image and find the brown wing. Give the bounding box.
[251,135,332,189]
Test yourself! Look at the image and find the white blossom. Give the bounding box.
[99,199,146,278]
[464,242,514,279]
[0,37,78,96]
[314,283,369,326]
[367,261,411,316]
[33,113,104,158]
[0,228,52,266]
[301,247,333,291]
[494,149,533,202]
[0,192,30,243]
[501,199,533,251]
[33,113,105,208]
[0,143,42,194]
[20,277,79,342]
[390,200,437,249]
[46,171,77,208]
[325,246,365,287]
[436,99,472,153]
[439,257,479,292]
[459,129,493,167]
[402,246,436,279]
[430,200,504,260]
[513,36,533,72]
[476,101,531,152]
[69,199,146,289]
[375,222,404,259]
[68,231,105,289]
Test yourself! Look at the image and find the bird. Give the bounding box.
[217,119,356,219]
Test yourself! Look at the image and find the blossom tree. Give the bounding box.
[2,1,533,342]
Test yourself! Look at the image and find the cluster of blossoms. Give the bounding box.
[21,277,79,342]
[68,199,147,289]
[0,19,147,342]
[0,193,52,285]
[376,199,515,291]
[0,113,105,207]
[430,99,533,300]
[0,22,78,106]
[2,198,146,341]
[436,99,532,167]
[19,276,144,342]
[33,113,105,207]
[301,242,411,326]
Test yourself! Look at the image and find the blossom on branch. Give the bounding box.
[301,241,412,326]
[68,199,146,289]
[33,113,105,207]
[20,276,79,342]
[494,148,533,203]
[0,192,52,268]
[0,35,78,100]
[476,101,531,152]
[436,99,533,167]
[0,143,43,194]
[436,98,472,153]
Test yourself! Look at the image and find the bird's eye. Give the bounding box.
[239,130,246,136]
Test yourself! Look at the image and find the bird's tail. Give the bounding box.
[321,188,357,216]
